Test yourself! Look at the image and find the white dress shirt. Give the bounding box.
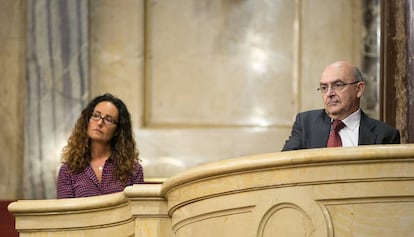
[338,109,361,147]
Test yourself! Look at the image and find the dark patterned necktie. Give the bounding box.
[327,120,345,147]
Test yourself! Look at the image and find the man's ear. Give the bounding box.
[356,82,365,98]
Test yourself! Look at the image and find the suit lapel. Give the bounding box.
[313,111,331,148]
[358,112,376,145]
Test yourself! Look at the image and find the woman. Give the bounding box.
[57,93,144,198]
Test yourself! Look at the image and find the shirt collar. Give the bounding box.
[341,109,361,129]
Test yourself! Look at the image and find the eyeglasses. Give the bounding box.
[90,112,118,125]
[317,81,359,94]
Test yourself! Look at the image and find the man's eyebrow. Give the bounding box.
[320,79,344,84]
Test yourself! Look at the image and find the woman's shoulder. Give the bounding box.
[58,163,69,170]
[57,163,72,179]
[133,160,143,169]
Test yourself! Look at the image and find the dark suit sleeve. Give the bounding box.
[282,114,303,151]
[359,115,401,145]
[392,130,401,143]
[379,124,401,144]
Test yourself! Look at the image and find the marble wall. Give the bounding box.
[1,0,381,199]
[24,0,89,199]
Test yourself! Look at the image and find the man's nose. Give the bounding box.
[326,86,336,95]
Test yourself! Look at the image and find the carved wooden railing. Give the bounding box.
[9,144,414,237]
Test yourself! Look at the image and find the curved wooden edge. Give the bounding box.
[160,144,414,196]
[8,145,414,214]
[124,184,163,198]
[8,191,128,214]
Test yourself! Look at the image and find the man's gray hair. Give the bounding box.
[353,67,364,82]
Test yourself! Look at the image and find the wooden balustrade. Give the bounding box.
[8,144,414,236]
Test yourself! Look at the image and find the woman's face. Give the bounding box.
[87,101,119,145]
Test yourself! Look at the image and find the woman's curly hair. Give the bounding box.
[61,93,139,183]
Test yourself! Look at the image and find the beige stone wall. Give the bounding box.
[89,0,144,120]
[1,0,363,199]
[89,0,362,180]
[0,0,26,199]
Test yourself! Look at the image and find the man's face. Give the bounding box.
[319,62,365,120]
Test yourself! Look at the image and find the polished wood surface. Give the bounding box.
[8,144,414,236]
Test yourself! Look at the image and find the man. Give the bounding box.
[282,61,400,151]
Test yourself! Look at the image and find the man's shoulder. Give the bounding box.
[294,109,329,127]
[297,109,325,118]
[361,112,399,132]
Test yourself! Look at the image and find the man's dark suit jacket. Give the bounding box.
[282,109,400,151]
